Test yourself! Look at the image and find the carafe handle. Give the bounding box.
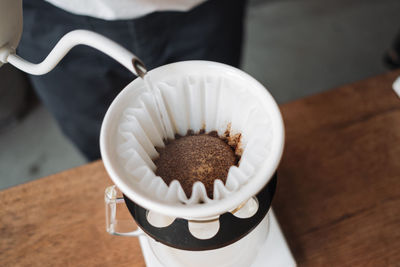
[105,185,143,237]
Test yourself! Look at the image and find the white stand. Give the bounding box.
[138,209,296,267]
[393,76,400,97]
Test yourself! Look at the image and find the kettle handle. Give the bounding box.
[105,185,144,237]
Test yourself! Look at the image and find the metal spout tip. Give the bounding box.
[132,58,147,78]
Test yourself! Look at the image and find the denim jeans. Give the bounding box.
[18,0,246,160]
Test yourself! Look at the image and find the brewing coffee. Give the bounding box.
[154,130,241,198]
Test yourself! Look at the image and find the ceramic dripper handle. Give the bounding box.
[0,29,146,77]
[105,185,144,237]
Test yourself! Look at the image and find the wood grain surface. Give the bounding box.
[1,70,400,266]
[275,70,400,266]
[0,162,145,267]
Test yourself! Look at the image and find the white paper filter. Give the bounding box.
[116,74,272,206]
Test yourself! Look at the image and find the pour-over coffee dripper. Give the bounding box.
[100,61,287,267]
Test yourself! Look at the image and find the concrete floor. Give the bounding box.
[0,103,86,189]
[243,0,400,102]
[1,0,399,189]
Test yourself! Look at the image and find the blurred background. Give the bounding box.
[1,0,399,189]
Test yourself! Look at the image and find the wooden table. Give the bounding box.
[1,71,400,266]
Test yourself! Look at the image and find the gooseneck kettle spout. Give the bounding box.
[0,29,147,78]
[0,0,146,77]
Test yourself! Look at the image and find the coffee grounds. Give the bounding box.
[154,131,240,199]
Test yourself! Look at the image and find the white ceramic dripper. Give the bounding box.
[101,61,285,267]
